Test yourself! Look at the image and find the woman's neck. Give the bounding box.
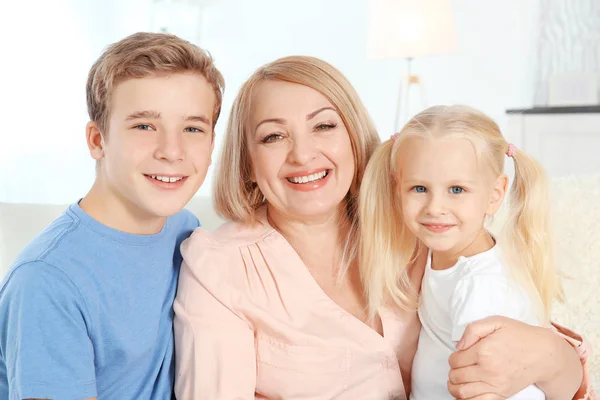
[267,204,347,275]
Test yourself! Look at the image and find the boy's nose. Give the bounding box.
[155,131,184,162]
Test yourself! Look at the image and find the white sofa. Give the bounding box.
[1,176,598,387]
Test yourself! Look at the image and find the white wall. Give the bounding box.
[0,0,540,204]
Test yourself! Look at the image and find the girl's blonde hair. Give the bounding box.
[360,105,563,322]
[214,55,380,264]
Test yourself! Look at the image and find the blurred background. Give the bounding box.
[0,0,598,203]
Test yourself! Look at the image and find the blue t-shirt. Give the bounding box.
[0,203,199,400]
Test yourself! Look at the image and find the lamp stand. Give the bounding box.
[393,57,427,132]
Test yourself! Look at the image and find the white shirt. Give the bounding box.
[410,246,545,399]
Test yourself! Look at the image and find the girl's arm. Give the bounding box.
[448,316,593,399]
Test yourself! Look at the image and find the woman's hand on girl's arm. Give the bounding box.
[447,316,583,400]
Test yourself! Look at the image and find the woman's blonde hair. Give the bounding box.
[214,56,380,263]
[360,105,563,322]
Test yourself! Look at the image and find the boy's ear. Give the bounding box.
[86,121,105,160]
[486,174,509,216]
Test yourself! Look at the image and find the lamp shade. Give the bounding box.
[367,0,458,59]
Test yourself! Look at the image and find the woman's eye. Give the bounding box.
[261,133,284,144]
[413,186,427,193]
[450,186,465,194]
[315,123,337,131]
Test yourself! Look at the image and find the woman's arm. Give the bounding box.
[447,316,590,400]
[174,258,256,399]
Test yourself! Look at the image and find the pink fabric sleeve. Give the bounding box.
[551,323,596,400]
[173,248,256,399]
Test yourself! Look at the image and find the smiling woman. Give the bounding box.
[246,80,356,221]
[171,56,427,400]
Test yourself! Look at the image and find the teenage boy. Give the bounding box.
[0,32,224,399]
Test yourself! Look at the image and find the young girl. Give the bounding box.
[359,105,563,399]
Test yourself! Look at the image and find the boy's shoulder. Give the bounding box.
[1,204,95,300]
[1,259,83,305]
[14,205,197,261]
[167,208,200,247]
[170,207,200,231]
[0,206,198,312]
[11,204,82,268]
[6,205,198,286]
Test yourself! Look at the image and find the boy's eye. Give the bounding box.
[450,186,465,194]
[134,124,154,131]
[261,133,284,144]
[413,186,427,193]
[185,127,204,133]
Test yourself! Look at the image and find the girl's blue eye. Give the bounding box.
[413,186,427,193]
[135,124,153,131]
[450,186,464,194]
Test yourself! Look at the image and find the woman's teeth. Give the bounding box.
[287,170,328,184]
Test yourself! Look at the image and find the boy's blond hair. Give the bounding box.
[86,32,225,134]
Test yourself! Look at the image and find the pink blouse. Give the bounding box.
[174,208,594,400]
[173,208,421,400]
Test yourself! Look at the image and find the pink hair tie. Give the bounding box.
[390,133,399,142]
[506,143,517,157]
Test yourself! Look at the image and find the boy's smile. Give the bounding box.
[144,174,188,188]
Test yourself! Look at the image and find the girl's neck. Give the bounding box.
[431,229,496,270]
